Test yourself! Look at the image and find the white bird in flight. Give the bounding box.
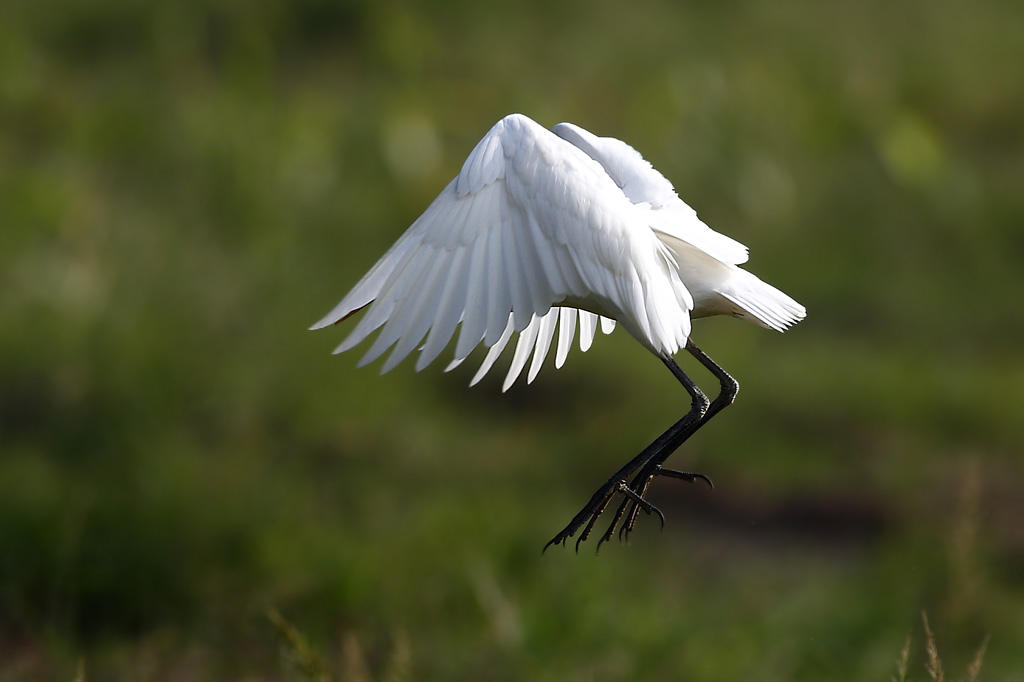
[313,113,805,551]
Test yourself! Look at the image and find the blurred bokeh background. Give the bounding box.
[2,0,1022,679]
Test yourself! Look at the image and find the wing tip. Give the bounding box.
[310,302,370,331]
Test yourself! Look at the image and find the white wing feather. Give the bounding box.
[449,308,616,390]
[313,114,691,389]
[551,122,750,267]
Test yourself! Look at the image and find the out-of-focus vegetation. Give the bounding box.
[2,0,1022,679]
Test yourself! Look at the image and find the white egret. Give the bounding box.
[312,113,805,551]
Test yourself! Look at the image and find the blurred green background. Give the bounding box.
[2,0,1022,679]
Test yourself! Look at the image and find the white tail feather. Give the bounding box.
[718,269,806,332]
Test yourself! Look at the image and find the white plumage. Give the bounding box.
[312,113,805,391]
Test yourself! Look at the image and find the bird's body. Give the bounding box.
[314,113,805,550]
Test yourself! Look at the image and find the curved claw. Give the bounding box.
[652,503,666,528]
[658,468,714,490]
[541,536,564,555]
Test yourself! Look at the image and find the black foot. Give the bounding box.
[595,487,665,552]
[617,465,713,543]
[542,480,664,554]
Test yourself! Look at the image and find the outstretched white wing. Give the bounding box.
[312,114,692,389]
[551,122,749,266]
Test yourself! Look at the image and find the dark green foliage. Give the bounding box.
[1,0,1023,679]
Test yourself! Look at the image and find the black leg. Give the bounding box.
[543,352,709,553]
[614,340,738,543]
